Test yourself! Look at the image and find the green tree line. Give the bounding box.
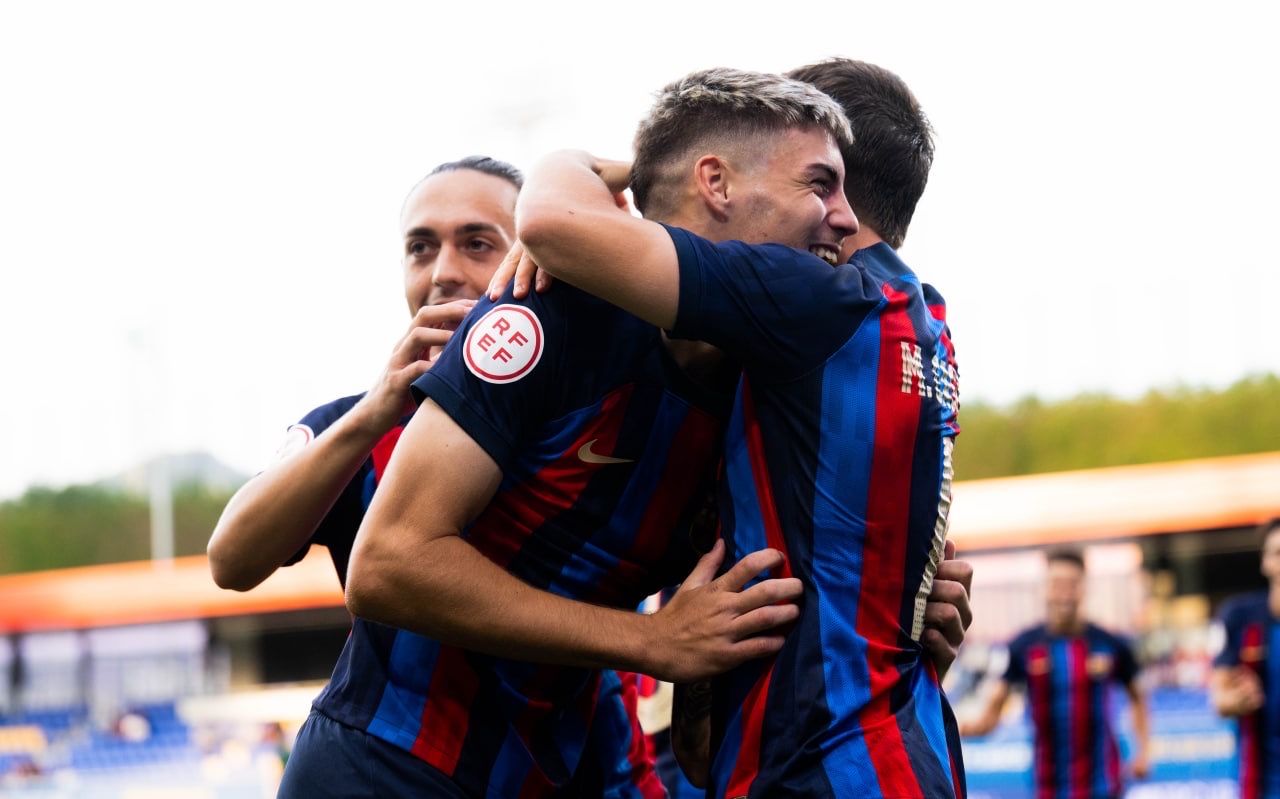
[1,374,1277,575]
[0,483,233,575]
[954,373,1280,480]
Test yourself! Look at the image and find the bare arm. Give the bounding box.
[345,398,803,683]
[1125,680,1152,779]
[959,680,1012,737]
[671,680,712,788]
[517,150,679,329]
[207,302,469,590]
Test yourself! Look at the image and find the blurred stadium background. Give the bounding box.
[1,376,1277,796]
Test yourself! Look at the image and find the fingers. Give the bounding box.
[730,602,800,641]
[735,576,804,613]
[678,538,725,592]
[935,555,973,597]
[927,578,972,631]
[923,599,966,650]
[920,628,957,674]
[487,241,525,300]
[534,266,553,293]
[717,548,785,592]
[391,325,455,368]
[410,299,474,330]
[944,539,956,561]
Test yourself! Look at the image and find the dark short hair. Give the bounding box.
[786,59,933,249]
[428,155,523,190]
[631,67,852,216]
[1256,517,1280,550]
[1045,546,1086,571]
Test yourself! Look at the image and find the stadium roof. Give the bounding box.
[1,452,1278,632]
[948,450,1280,551]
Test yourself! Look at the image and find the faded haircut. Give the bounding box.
[787,59,933,249]
[631,67,853,216]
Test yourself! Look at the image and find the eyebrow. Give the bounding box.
[806,163,840,183]
[404,223,503,241]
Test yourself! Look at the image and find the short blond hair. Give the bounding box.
[631,67,853,215]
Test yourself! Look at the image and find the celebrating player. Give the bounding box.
[962,548,1151,799]
[207,158,662,797]
[1210,517,1280,799]
[483,62,966,796]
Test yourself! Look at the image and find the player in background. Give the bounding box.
[962,548,1151,799]
[1210,517,1280,799]
[207,157,515,592]
[208,157,663,797]
[508,62,965,797]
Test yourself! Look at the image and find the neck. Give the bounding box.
[1269,583,1280,618]
[844,226,886,254]
[1048,617,1085,636]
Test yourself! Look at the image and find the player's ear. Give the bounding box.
[692,154,731,223]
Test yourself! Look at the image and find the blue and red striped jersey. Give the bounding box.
[1003,623,1137,799]
[1213,591,1280,799]
[666,227,964,799]
[305,283,726,797]
[283,382,670,797]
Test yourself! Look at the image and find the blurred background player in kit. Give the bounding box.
[207,158,664,797]
[1211,517,1280,799]
[962,548,1151,799]
[515,63,966,797]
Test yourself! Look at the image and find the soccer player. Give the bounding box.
[962,548,1150,799]
[207,156,515,593]
[208,157,663,796]
[481,61,966,795]
[1210,517,1280,799]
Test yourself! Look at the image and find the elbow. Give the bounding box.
[206,533,260,593]
[344,559,385,622]
[345,539,404,625]
[515,202,558,257]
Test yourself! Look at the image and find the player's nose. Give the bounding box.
[432,246,467,289]
[829,192,859,240]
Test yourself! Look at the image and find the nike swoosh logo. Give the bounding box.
[577,439,635,465]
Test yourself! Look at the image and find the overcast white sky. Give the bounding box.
[2,1,1277,499]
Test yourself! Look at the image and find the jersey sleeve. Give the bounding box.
[411,285,566,469]
[1001,636,1028,685]
[1212,600,1244,669]
[280,396,367,569]
[1112,635,1140,685]
[663,224,881,381]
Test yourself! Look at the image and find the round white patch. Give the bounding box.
[274,423,314,461]
[463,304,544,384]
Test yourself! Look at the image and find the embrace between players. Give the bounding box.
[210,59,972,798]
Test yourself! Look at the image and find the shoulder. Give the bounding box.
[1008,624,1046,652]
[1219,591,1269,626]
[1088,623,1135,652]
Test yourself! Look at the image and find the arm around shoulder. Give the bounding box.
[517,150,679,329]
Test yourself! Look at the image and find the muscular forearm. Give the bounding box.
[518,150,678,328]
[208,409,386,591]
[346,531,655,673]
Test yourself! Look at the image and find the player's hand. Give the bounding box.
[591,158,633,195]
[921,540,973,679]
[351,300,474,435]
[1221,666,1265,716]
[1130,749,1151,780]
[644,540,803,683]
[487,241,554,301]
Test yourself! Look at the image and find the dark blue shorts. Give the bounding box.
[278,709,468,798]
